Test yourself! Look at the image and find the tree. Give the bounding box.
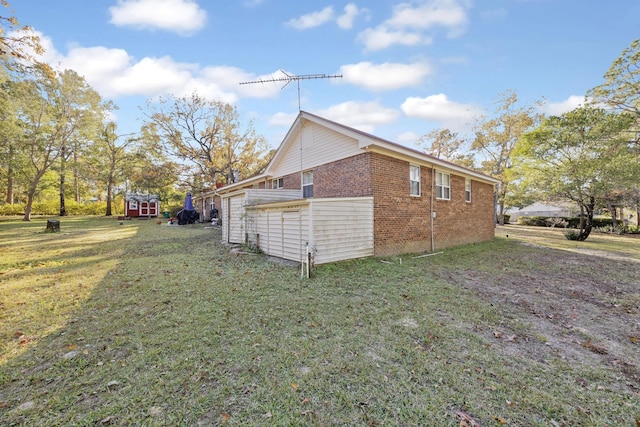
[83,122,137,216]
[589,39,640,224]
[143,93,272,190]
[589,39,640,119]
[7,65,102,220]
[513,106,634,241]
[0,0,44,61]
[417,128,475,168]
[470,90,541,224]
[50,69,104,216]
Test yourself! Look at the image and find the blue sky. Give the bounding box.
[11,0,640,149]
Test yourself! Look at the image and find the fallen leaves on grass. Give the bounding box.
[582,339,608,355]
[456,410,480,427]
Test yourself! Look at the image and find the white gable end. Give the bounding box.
[267,120,362,178]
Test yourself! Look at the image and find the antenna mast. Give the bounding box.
[240,69,342,110]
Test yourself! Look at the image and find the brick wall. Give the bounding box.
[369,153,495,256]
[276,151,495,257]
[314,154,373,198]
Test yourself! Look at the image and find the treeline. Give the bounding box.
[0,4,272,221]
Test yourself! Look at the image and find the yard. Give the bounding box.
[0,217,638,426]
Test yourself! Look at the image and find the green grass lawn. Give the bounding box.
[1,217,639,426]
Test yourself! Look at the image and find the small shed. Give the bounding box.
[125,193,160,218]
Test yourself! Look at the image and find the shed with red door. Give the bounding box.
[124,193,160,218]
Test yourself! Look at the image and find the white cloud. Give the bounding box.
[397,131,422,144]
[541,96,588,116]
[317,101,400,134]
[401,93,480,131]
[358,0,471,51]
[357,27,427,51]
[269,112,297,127]
[286,6,335,30]
[33,37,283,103]
[341,61,431,91]
[109,0,207,35]
[337,4,365,29]
[386,0,468,34]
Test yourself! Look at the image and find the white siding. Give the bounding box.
[282,211,303,261]
[270,122,361,177]
[310,198,374,264]
[228,195,245,243]
[244,197,373,265]
[245,189,301,205]
[221,197,228,243]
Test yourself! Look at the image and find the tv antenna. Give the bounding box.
[240,69,342,110]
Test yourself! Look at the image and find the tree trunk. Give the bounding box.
[105,177,114,216]
[607,201,617,233]
[73,149,80,203]
[6,145,14,204]
[577,197,595,241]
[59,148,67,217]
[23,182,38,221]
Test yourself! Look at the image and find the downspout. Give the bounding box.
[430,167,435,252]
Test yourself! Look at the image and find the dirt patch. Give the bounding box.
[448,230,640,391]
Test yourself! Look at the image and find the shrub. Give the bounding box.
[564,230,581,240]
[0,203,25,215]
[517,216,548,227]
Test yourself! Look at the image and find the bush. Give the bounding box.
[564,230,581,240]
[0,203,25,215]
[0,200,110,216]
[517,216,548,227]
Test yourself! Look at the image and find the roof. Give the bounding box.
[126,193,160,203]
[217,110,500,194]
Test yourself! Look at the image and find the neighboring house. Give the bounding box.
[506,202,576,223]
[216,111,499,265]
[192,189,219,221]
[124,193,159,218]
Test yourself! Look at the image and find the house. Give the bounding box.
[506,202,576,223]
[124,193,160,218]
[193,187,222,222]
[216,111,499,265]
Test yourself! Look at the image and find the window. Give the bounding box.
[129,200,138,209]
[465,178,471,202]
[436,171,450,200]
[410,165,421,196]
[302,171,313,198]
[271,178,283,189]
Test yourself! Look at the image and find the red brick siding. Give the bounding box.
[432,174,495,249]
[370,153,495,256]
[314,154,373,198]
[370,153,433,256]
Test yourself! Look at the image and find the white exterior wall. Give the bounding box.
[223,194,245,244]
[245,189,301,206]
[310,198,374,264]
[269,122,361,178]
[245,197,373,265]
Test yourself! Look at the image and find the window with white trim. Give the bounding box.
[302,171,313,198]
[271,178,283,189]
[465,178,471,202]
[436,171,450,200]
[410,165,421,196]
